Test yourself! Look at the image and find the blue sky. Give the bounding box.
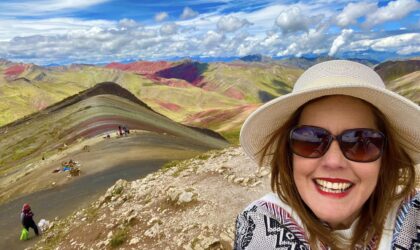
[0,0,419,65]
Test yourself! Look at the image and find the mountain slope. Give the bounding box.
[374,60,420,82]
[34,147,271,249]
[0,83,228,191]
[374,60,420,104]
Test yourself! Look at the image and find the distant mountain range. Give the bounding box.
[0,57,418,138]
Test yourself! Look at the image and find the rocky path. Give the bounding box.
[33,147,271,249]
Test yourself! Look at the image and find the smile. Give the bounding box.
[314,178,353,194]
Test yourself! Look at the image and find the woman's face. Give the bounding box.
[292,95,381,229]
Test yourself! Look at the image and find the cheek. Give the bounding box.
[292,156,315,185]
[356,161,381,187]
[292,156,315,176]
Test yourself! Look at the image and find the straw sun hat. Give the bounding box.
[240,60,420,166]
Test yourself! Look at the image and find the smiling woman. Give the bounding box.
[235,60,419,249]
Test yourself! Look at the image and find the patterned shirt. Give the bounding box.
[234,192,419,250]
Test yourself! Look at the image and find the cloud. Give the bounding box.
[217,16,252,33]
[155,12,169,22]
[118,19,140,29]
[275,6,308,33]
[202,30,224,48]
[364,0,420,28]
[261,33,281,47]
[0,1,419,64]
[347,32,420,55]
[277,26,329,57]
[371,33,420,54]
[0,24,165,64]
[0,18,114,42]
[0,0,110,16]
[160,23,178,35]
[329,29,353,56]
[336,2,376,27]
[180,7,199,19]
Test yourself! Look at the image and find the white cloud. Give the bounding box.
[160,23,178,35]
[277,26,329,56]
[261,33,281,47]
[364,0,420,27]
[371,33,420,53]
[0,0,110,16]
[346,32,420,55]
[275,6,308,33]
[180,7,199,19]
[202,30,224,48]
[398,45,420,55]
[329,29,353,56]
[155,12,169,22]
[118,19,139,29]
[217,16,252,33]
[0,18,114,42]
[336,2,376,27]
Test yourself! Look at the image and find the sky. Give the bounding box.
[0,0,419,65]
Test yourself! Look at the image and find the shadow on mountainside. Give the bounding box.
[155,61,209,85]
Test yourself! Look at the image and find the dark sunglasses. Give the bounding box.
[289,125,386,162]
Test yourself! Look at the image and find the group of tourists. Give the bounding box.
[118,125,130,136]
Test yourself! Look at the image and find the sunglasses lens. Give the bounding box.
[290,126,331,158]
[340,129,385,162]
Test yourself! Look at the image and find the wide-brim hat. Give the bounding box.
[240,60,420,166]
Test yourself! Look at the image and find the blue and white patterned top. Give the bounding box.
[235,191,419,250]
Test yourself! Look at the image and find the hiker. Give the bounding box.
[20,204,39,237]
[235,60,419,249]
[118,125,123,136]
[123,125,129,135]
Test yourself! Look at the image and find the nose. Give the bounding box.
[321,140,349,169]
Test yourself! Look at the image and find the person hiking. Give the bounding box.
[118,125,123,136]
[20,203,39,236]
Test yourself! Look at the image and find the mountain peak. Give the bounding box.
[238,54,272,62]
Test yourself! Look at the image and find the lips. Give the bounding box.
[313,178,353,197]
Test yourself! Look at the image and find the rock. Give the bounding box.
[144,223,160,238]
[129,237,140,245]
[178,191,194,203]
[227,175,235,182]
[96,241,107,248]
[167,187,198,205]
[256,168,270,178]
[250,181,262,187]
[147,217,162,226]
[233,177,244,184]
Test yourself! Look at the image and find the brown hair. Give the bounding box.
[258,96,416,249]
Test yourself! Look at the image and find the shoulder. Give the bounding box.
[391,190,420,249]
[234,193,310,250]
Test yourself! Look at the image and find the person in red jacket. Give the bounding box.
[20,203,39,236]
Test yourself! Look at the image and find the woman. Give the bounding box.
[235,60,419,249]
[21,203,39,237]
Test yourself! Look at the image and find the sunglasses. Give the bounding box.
[289,125,386,162]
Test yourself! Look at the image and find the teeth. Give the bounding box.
[315,179,352,193]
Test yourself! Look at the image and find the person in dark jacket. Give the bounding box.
[20,203,39,236]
